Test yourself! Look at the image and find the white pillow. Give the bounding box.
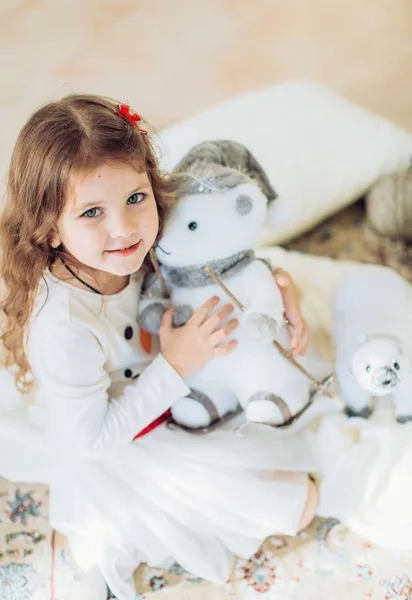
[157,80,412,245]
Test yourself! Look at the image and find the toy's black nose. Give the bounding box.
[374,366,398,388]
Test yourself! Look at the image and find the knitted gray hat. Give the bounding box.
[172,140,277,202]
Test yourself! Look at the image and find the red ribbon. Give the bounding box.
[132,408,172,440]
[117,103,148,134]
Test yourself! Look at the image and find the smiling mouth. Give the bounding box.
[105,241,141,254]
[156,244,171,256]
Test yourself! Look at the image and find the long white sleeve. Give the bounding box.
[33,325,190,461]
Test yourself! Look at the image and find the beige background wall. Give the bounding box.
[1,0,412,191]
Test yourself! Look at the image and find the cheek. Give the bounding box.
[67,222,105,252]
[141,199,159,233]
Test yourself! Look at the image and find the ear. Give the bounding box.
[50,232,61,249]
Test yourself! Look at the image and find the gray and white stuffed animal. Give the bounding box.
[139,140,321,429]
[333,265,412,422]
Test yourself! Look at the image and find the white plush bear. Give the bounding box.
[139,140,321,429]
[333,265,412,422]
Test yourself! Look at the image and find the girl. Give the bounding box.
[0,94,316,600]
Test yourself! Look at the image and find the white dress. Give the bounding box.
[25,270,316,600]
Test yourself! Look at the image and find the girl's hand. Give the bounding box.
[273,268,309,356]
[160,296,238,378]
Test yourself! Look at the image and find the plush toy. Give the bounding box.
[139,140,322,429]
[333,265,412,422]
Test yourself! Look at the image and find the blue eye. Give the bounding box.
[81,193,145,218]
[127,192,145,205]
[83,207,102,218]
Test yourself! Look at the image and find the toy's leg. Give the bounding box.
[171,387,239,429]
[393,388,412,423]
[244,391,291,425]
[233,347,310,425]
[339,376,373,418]
[172,390,217,428]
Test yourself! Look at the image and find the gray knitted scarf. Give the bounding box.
[161,250,255,288]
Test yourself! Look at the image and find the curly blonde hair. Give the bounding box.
[0,94,175,392]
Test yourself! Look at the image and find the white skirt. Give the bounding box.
[48,419,316,600]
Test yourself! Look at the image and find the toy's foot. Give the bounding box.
[245,391,292,426]
[345,406,373,419]
[171,388,219,429]
[396,414,412,424]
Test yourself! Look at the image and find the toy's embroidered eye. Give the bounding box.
[236,195,253,215]
[366,365,371,373]
[188,221,198,231]
[394,362,400,371]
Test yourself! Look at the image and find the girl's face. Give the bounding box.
[52,161,159,278]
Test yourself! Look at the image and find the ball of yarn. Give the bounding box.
[366,169,412,241]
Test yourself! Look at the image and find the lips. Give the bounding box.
[105,241,141,256]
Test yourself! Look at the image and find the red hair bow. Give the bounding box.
[117,103,148,134]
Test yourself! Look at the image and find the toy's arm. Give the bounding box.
[138,272,169,334]
[240,261,285,341]
[138,272,193,334]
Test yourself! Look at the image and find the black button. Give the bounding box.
[124,326,134,340]
[124,369,133,378]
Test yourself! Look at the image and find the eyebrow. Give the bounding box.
[75,183,151,212]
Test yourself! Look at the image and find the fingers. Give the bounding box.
[160,305,174,332]
[189,296,220,326]
[213,339,238,357]
[202,303,234,334]
[274,269,303,320]
[290,314,310,355]
[209,318,239,346]
[275,269,308,354]
[292,325,310,356]
[281,284,301,325]
[273,268,292,288]
[289,307,303,346]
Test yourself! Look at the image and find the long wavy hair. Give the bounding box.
[0,94,175,392]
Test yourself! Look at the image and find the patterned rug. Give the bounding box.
[1,201,412,600]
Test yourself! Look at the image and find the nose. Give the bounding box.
[109,211,137,239]
[383,367,395,386]
[373,366,398,388]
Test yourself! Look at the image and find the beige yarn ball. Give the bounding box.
[366,169,412,241]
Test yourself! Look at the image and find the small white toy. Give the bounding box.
[333,265,412,422]
[139,140,322,429]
